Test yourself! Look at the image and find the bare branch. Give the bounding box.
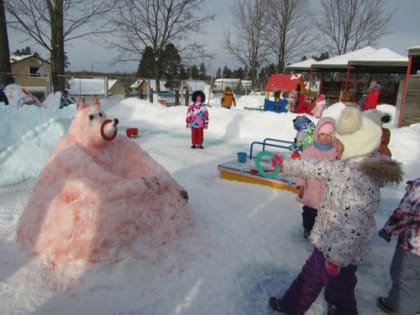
[110,0,215,67]
[315,0,393,55]
[225,0,272,87]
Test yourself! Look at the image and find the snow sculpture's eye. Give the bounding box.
[89,114,94,120]
[99,112,103,117]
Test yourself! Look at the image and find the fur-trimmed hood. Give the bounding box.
[358,154,403,184]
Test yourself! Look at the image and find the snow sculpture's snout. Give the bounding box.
[101,118,119,141]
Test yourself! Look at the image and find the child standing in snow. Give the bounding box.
[296,117,338,239]
[377,178,420,315]
[289,115,316,153]
[268,107,403,315]
[311,94,326,118]
[221,86,236,109]
[186,90,209,149]
[358,80,382,111]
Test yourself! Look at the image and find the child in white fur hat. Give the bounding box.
[268,106,403,315]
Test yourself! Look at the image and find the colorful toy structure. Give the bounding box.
[217,138,298,192]
[264,74,311,114]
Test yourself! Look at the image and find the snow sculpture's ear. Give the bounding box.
[77,97,87,110]
[92,96,100,106]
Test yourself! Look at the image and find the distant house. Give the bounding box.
[180,80,207,93]
[240,80,252,89]
[130,79,170,96]
[10,53,51,102]
[67,77,126,97]
[213,78,241,91]
[212,78,252,92]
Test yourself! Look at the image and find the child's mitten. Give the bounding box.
[325,260,341,276]
[378,228,391,242]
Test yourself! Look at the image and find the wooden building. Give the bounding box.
[10,54,51,101]
[397,46,420,126]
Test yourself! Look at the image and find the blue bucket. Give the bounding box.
[237,152,247,163]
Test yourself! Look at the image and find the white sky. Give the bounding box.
[0,92,420,314]
[6,0,420,73]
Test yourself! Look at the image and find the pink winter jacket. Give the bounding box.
[295,118,337,209]
[311,98,325,118]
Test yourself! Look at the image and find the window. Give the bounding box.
[29,66,47,78]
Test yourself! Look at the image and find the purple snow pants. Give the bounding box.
[280,247,358,315]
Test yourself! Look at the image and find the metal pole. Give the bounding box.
[397,54,413,127]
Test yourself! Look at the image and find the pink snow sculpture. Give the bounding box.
[17,97,193,269]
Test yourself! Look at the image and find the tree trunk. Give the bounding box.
[50,0,65,92]
[0,0,12,86]
[154,59,161,93]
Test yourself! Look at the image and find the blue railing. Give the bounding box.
[249,138,293,159]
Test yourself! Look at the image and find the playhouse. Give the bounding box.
[264,74,310,113]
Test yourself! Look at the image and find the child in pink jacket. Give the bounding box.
[311,94,326,118]
[296,117,338,239]
[186,90,209,149]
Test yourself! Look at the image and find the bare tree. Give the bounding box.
[111,0,214,92]
[225,0,272,88]
[316,0,393,55]
[266,0,314,73]
[0,0,12,86]
[5,0,113,91]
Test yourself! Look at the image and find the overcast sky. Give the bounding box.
[7,0,420,73]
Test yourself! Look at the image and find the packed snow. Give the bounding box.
[0,91,419,315]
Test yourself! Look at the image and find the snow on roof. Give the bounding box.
[312,46,376,69]
[10,54,49,64]
[68,78,118,96]
[130,79,142,89]
[348,48,408,66]
[214,78,241,84]
[408,45,420,55]
[129,79,168,91]
[285,58,316,71]
[10,54,33,63]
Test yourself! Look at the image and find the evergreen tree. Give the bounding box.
[258,64,276,87]
[13,47,32,56]
[179,64,188,80]
[312,51,330,61]
[189,65,199,79]
[199,63,206,80]
[161,43,182,89]
[137,46,155,78]
[222,65,232,78]
[233,67,245,80]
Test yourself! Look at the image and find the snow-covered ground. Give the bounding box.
[0,92,419,314]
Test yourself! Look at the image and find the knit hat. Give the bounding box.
[335,106,382,160]
[317,121,335,135]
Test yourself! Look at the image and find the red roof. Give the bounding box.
[265,74,305,92]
